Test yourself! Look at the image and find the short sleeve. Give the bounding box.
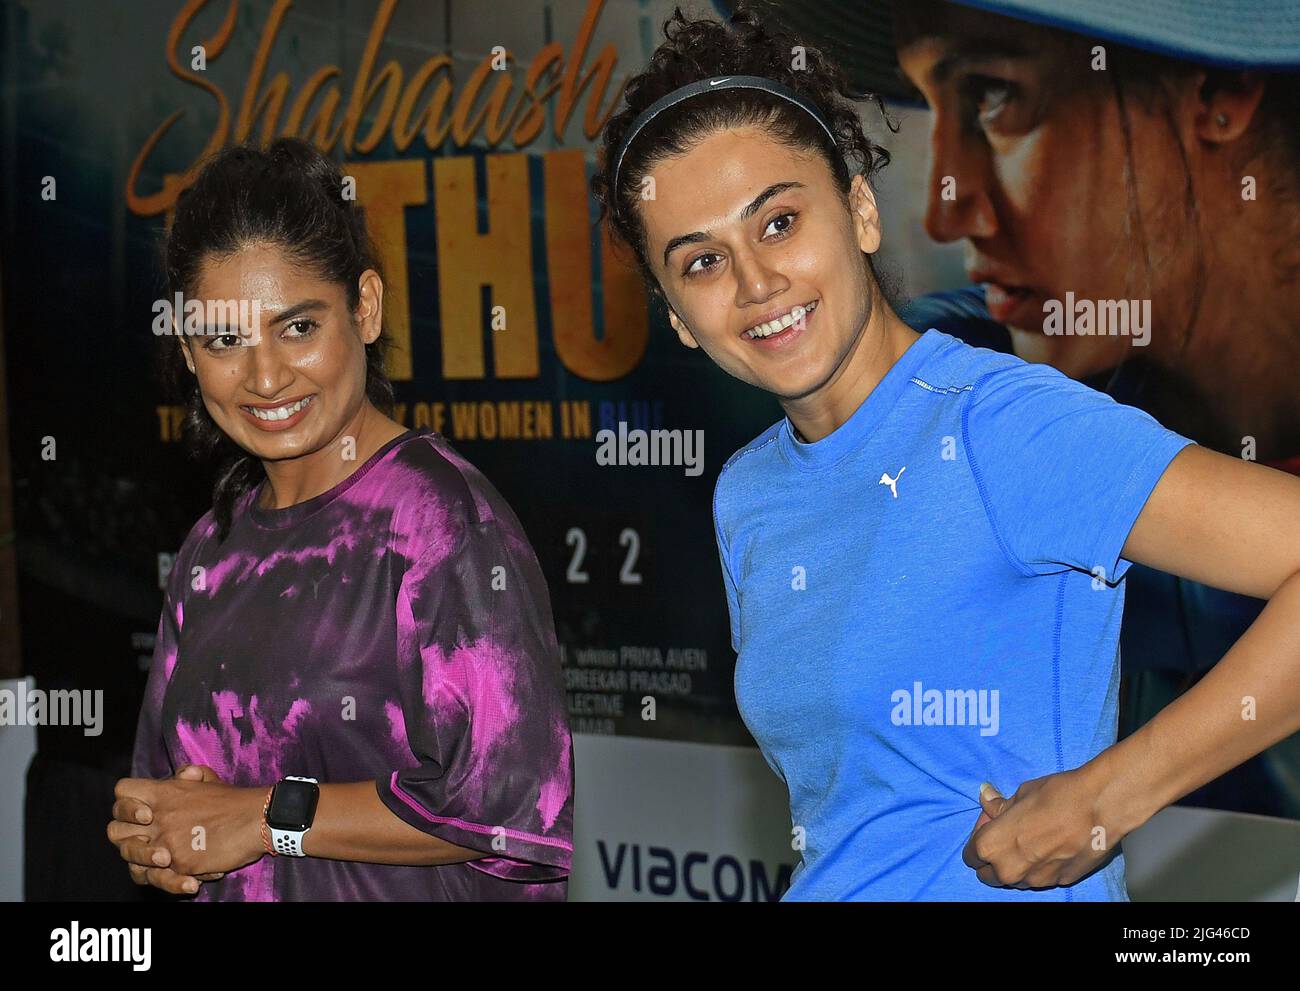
[963,361,1196,583]
[377,510,574,882]
[131,562,185,779]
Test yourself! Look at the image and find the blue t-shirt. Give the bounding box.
[713,327,1196,901]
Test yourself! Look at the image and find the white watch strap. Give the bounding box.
[269,825,309,857]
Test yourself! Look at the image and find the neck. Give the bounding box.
[781,305,921,444]
[258,402,405,510]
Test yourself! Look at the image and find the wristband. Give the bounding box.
[260,786,277,856]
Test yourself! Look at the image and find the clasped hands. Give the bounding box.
[107,764,266,896]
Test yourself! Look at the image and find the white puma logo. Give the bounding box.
[879,466,906,498]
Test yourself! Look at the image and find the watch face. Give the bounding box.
[266,779,319,830]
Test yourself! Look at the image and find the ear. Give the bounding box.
[356,268,384,344]
[666,306,700,349]
[1192,69,1267,143]
[176,320,196,375]
[848,173,882,255]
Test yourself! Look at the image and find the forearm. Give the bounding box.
[1089,567,1300,835]
[235,781,486,867]
[304,782,487,866]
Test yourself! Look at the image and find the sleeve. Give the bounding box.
[962,361,1196,583]
[714,514,742,654]
[377,509,574,882]
[130,566,184,779]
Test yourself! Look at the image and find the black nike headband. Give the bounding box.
[610,75,839,194]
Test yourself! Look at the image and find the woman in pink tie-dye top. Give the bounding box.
[107,138,573,901]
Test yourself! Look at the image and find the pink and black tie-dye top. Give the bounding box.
[130,428,574,901]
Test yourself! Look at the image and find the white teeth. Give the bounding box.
[744,300,817,339]
[247,395,313,420]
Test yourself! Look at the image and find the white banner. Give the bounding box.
[570,733,795,901]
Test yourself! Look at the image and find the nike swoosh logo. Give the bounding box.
[710,77,731,86]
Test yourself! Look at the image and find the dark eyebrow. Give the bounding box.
[661,181,805,267]
[928,39,1035,86]
[269,298,329,324]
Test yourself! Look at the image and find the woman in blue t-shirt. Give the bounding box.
[589,6,1300,899]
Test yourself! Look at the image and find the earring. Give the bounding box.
[1215,112,1228,127]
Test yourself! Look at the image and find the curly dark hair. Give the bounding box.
[158,137,396,542]
[590,3,899,301]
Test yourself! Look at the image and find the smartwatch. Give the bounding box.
[265,775,320,857]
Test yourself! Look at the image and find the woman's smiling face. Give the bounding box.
[637,125,882,401]
[178,241,380,461]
